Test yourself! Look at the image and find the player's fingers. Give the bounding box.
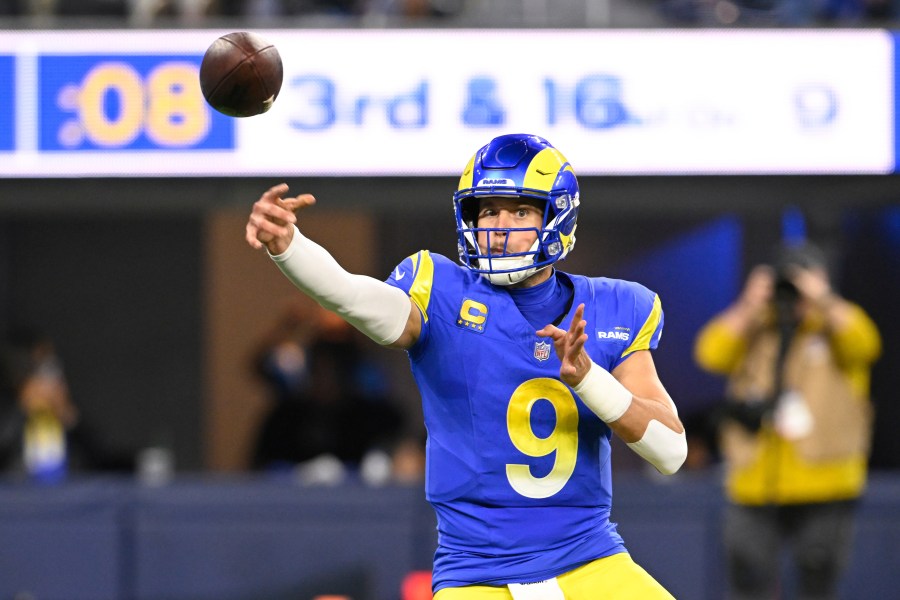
[567,332,588,359]
[251,213,292,237]
[568,304,586,334]
[559,322,585,359]
[536,324,563,339]
[245,221,263,249]
[563,319,586,351]
[560,363,578,377]
[282,193,316,213]
[253,198,297,225]
[573,303,585,320]
[247,214,292,250]
[261,183,290,203]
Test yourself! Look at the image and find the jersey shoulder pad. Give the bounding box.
[386,251,462,322]
[591,277,664,356]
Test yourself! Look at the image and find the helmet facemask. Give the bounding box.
[455,190,578,286]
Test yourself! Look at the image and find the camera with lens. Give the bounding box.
[772,241,827,307]
[774,267,800,307]
[720,398,772,433]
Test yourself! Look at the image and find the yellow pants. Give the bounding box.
[433,552,674,600]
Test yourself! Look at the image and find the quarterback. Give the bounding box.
[245,134,687,599]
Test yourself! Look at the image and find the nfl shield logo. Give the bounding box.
[533,341,551,361]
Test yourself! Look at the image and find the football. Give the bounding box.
[199,32,283,118]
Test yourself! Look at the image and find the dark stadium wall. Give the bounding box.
[0,214,205,471]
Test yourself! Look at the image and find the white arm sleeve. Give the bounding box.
[572,360,686,475]
[627,420,687,476]
[269,226,411,345]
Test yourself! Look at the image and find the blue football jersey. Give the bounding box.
[386,252,665,592]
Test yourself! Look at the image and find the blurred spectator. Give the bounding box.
[3,0,893,24]
[239,0,361,17]
[864,0,897,19]
[362,0,463,19]
[225,0,463,19]
[694,240,881,599]
[0,328,134,482]
[0,0,23,16]
[55,0,128,17]
[659,0,898,25]
[129,0,211,25]
[251,302,410,483]
[0,0,212,23]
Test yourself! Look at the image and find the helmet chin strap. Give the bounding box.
[480,259,537,286]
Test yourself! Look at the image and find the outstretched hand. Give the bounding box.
[245,183,316,255]
[536,303,593,387]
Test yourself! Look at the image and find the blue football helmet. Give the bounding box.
[453,133,580,285]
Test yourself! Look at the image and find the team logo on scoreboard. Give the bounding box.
[533,340,551,362]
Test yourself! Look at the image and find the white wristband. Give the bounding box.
[571,360,633,423]
[269,226,410,345]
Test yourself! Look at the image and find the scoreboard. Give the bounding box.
[0,29,895,177]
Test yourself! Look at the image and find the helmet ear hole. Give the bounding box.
[460,197,479,227]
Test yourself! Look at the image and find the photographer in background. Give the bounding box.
[694,240,881,600]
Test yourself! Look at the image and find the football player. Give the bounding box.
[245,133,686,599]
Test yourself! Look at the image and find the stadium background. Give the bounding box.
[1,6,899,600]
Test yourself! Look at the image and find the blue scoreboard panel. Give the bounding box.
[0,56,14,151]
[38,54,234,151]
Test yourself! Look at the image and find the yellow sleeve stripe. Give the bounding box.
[621,294,662,358]
[409,250,434,323]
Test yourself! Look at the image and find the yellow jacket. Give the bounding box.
[695,303,881,505]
